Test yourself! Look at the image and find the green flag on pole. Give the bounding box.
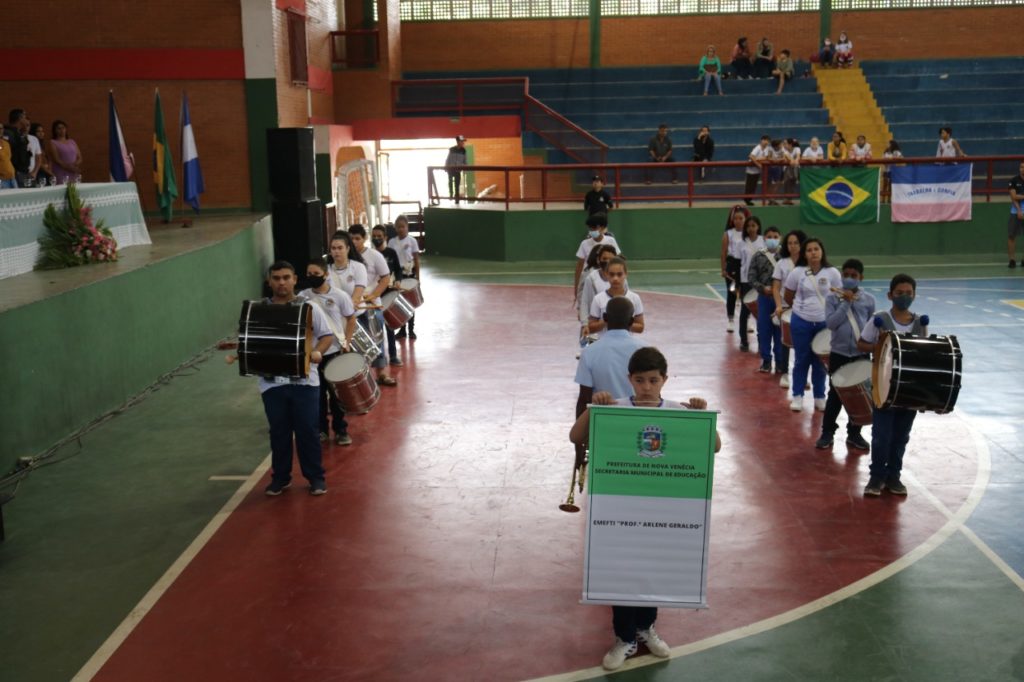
[799,166,880,224]
[152,89,178,221]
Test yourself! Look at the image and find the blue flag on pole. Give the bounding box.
[180,93,205,213]
[108,91,134,182]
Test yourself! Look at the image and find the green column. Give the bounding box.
[589,0,601,68]
[820,0,832,44]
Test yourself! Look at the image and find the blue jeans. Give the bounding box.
[869,407,917,482]
[0,178,15,189]
[756,293,785,368]
[790,313,826,398]
[703,72,723,94]
[261,384,325,486]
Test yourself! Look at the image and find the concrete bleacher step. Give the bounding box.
[541,92,824,115]
[868,73,1021,91]
[540,126,836,147]
[883,102,1024,123]
[814,65,891,154]
[861,57,1024,76]
[874,88,1024,108]
[568,109,831,128]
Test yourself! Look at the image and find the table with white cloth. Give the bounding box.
[0,182,151,279]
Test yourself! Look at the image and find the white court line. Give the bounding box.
[441,267,1023,277]
[73,454,272,681]
[704,282,726,303]
[446,267,719,277]
[208,475,250,481]
[982,308,995,313]
[526,412,993,682]
[942,323,1024,328]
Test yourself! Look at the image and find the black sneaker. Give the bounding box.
[396,329,407,339]
[863,478,883,497]
[265,481,291,496]
[334,433,353,446]
[885,479,907,495]
[758,361,772,373]
[1011,260,1018,268]
[408,331,417,340]
[309,481,328,496]
[739,343,750,352]
[846,434,870,451]
[815,435,834,449]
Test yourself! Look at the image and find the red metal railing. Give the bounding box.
[330,30,380,67]
[426,156,1022,210]
[391,77,608,165]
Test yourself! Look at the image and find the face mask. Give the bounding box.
[842,277,859,290]
[892,294,914,311]
[306,275,325,289]
[765,238,780,250]
[372,237,384,247]
[588,230,601,239]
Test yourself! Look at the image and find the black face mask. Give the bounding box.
[305,275,326,289]
[372,237,384,247]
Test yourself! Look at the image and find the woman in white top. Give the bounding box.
[772,229,807,387]
[783,237,842,411]
[588,257,644,336]
[936,127,965,158]
[579,244,618,341]
[719,205,750,332]
[802,137,824,162]
[835,31,854,68]
[737,215,765,351]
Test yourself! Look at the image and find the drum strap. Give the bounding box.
[845,306,862,341]
[304,296,349,350]
[805,270,828,310]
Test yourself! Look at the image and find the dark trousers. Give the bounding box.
[732,59,752,79]
[261,384,325,486]
[724,256,740,319]
[757,292,785,368]
[738,283,753,338]
[612,606,658,643]
[386,326,398,359]
[447,171,461,202]
[869,407,917,482]
[744,172,760,202]
[821,352,867,438]
[644,158,677,183]
[317,352,348,436]
[398,313,416,337]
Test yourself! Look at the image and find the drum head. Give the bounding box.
[781,309,792,323]
[301,304,312,376]
[743,289,758,304]
[400,278,419,292]
[324,352,368,381]
[811,329,832,354]
[872,333,894,408]
[383,290,401,306]
[832,359,872,387]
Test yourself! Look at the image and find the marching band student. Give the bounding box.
[748,226,784,373]
[737,215,765,351]
[588,257,644,336]
[349,224,397,386]
[783,237,841,412]
[388,215,421,340]
[260,261,335,496]
[299,257,357,446]
[856,274,929,497]
[719,204,750,332]
[373,225,404,365]
[574,213,621,299]
[815,259,875,451]
[570,346,720,671]
[578,244,618,348]
[772,229,806,387]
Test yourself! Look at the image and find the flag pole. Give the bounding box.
[111,89,148,217]
[178,91,191,227]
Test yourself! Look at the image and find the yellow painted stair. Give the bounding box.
[814,65,892,157]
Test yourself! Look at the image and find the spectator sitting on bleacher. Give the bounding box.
[936,127,965,158]
[754,37,775,79]
[818,38,836,67]
[731,37,753,80]
[646,124,677,185]
[849,135,873,161]
[802,136,825,161]
[693,126,715,179]
[882,140,903,202]
[827,132,848,163]
[772,49,794,94]
[835,32,854,68]
[699,46,724,96]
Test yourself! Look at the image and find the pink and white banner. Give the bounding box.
[891,164,972,223]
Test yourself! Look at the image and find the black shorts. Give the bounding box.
[1009,214,1024,238]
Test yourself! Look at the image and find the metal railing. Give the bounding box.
[330,30,380,67]
[426,156,1023,210]
[391,77,608,165]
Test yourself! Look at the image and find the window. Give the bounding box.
[286,9,308,85]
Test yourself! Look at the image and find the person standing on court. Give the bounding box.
[444,135,468,204]
[1007,160,1024,268]
[584,175,614,216]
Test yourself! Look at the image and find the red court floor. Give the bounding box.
[92,282,980,681]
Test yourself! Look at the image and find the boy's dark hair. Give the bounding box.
[604,296,635,330]
[796,237,831,268]
[586,213,608,228]
[940,126,953,136]
[886,140,901,153]
[842,258,864,274]
[586,243,618,269]
[8,109,25,125]
[764,225,781,236]
[348,224,367,237]
[658,123,668,130]
[629,347,668,376]
[606,256,628,271]
[780,49,791,56]
[307,256,329,271]
[889,273,917,293]
[268,260,295,275]
[771,139,782,149]
[743,215,762,239]
[761,134,771,141]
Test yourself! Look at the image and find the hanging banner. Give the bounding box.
[800,166,881,224]
[582,405,717,608]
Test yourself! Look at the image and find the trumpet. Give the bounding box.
[559,448,588,513]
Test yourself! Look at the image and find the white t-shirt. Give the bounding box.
[784,146,801,164]
[726,227,745,259]
[27,135,42,174]
[747,144,771,174]
[849,142,872,160]
[590,290,644,323]
[784,266,842,322]
[328,260,369,316]
[936,138,958,158]
[860,312,923,346]
[802,145,824,161]
[575,234,621,260]
[836,40,853,55]
[739,236,765,283]
[772,256,797,285]
[359,245,389,306]
[579,268,613,323]
[388,235,419,273]
[613,397,688,409]
[299,284,356,354]
[256,302,333,393]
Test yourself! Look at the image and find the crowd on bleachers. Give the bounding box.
[0,108,82,189]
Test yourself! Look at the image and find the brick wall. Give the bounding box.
[273,2,339,127]
[471,137,525,198]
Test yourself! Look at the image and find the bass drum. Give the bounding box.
[323,353,380,414]
[872,332,962,413]
[237,300,312,379]
[831,359,874,426]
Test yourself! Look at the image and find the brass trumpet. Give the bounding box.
[559,449,588,513]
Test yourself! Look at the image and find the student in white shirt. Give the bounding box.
[737,215,765,351]
[744,135,772,206]
[349,224,397,386]
[719,205,750,332]
[587,257,643,336]
[574,213,621,297]
[848,134,873,161]
[936,126,965,158]
[387,215,421,340]
[578,244,618,345]
[771,229,807,387]
[802,137,825,162]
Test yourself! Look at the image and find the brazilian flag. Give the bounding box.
[153,89,178,221]
[800,166,880,224]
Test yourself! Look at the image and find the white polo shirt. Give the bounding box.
[576,234,621,261]
[784,266,842,322]
[359,245,390,306]
[328,260,369,316]
[388,235,419,274]
[299,284,356,354]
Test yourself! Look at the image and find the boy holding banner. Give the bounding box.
[570,347,721,670]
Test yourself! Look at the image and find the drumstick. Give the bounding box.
[357,304,383,310]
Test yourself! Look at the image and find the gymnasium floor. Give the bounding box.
[2,254,1023,681]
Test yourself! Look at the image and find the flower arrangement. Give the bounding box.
[36,184,118,269]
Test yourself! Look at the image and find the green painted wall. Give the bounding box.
[0,218,274,458]
[315,153,333,206]
[425,204,1009,262]
[244,78,278,213]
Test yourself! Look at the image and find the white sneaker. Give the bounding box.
[814,398,826,411]
[602,638,638,670]
[779,374,790,388]
[790,396,803,412]
[727,319,735,333]
[637,626,671,657]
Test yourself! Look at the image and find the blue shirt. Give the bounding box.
[825,289,876,357]
[574,329,642,399]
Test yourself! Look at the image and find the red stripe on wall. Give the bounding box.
[0,49,245,81]
[307,65,333,94]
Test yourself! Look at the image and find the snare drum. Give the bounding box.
[237,301,312,378]
[323,353,380,414]
[382,290,415,330]
[811,328,832,369]
[872,333,962,413]
[743,289,759,315]
[399,278,424,308]
[831,359,874,426]
[780,309,793,347]
[349,321,382,363]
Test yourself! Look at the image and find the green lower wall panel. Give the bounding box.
[244,78,278,213]
[315,153,332,206]
[424,203,1008,262]
[0,217,274,458]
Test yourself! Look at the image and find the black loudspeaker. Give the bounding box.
[271,199,324,269]
[267,128,316,201]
